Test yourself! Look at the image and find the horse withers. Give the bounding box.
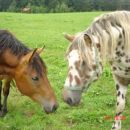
[0,30,58,116]
[63,11,130,130]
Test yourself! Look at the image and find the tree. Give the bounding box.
[8,0,17,12]
[0,0,129,13]
[0,0,12,11]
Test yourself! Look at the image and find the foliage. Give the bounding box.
[0,12,130,130]
[0,0,130,13]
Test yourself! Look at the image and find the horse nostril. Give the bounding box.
[52,104,58,112]
[66,97,73,105]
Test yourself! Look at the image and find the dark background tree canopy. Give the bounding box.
[0,0,130,13]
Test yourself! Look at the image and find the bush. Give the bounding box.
[30,6,46,13]
[55,3,71,13]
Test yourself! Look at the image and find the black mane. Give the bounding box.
[0,30,29,56]
[0,30,46,76]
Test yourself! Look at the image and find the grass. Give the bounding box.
[0,12,130,130]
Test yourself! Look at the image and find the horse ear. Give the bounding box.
[84,34,92,47]
[36,45,45,55]
[25,49,38,64]
[22,48,42,65]
[64,33,74,42]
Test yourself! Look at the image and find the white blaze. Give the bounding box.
[65,50,80,87]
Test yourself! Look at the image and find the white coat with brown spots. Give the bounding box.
[63,11,130,130]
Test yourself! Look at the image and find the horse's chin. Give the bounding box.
[42,100,58,114]
[31,95,58,114]
[43,108,52,114]
[43,104,58,114]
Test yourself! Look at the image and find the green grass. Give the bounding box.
[0,12,130,130]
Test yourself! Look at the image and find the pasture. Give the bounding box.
[0,12,130,130]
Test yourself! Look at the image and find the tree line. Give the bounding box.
[0,0,130,13]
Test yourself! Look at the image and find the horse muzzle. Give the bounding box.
[63,88,82,106]
[43,101,58,114]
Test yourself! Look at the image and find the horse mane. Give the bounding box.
[0,30,29,56]
[0,30,46,76]
[67,11,130,63]
[86,11,130,61]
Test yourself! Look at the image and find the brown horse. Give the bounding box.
[0,30,58,117]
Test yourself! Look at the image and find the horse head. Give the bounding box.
[14,48,58,113]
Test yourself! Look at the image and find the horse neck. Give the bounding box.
[0,49,21,77]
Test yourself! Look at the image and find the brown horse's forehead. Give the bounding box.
[30,56,47,76]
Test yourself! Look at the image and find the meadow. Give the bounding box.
[0,12,130,130]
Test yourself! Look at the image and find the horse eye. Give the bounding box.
[32,76,39,81]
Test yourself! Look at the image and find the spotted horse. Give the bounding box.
[63,11,130,130]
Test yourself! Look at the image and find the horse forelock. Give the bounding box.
[66,33,93,66]
[30,55,47,77]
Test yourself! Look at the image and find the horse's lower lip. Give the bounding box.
[43,108,54,114]
[68,100,80,106]
[45,110,50,114]
[44,108,52,114]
